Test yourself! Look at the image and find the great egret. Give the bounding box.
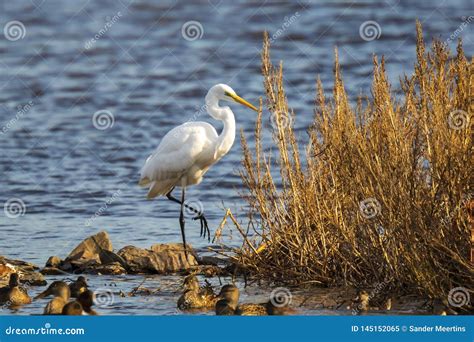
[139,84,257,257]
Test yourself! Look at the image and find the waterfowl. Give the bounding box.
[35,280,69,300]
[265,300,297,315]
[215,285,295,316]
[215,285,240,315]
[215,285,268,316]
[77,290,98,315]
[62,301,83,315]
[177,275,217,310]
[43,282,71,315]
[352,290,392,312]
[69,276,88,298]
[0,273,31,306]
[236,303,268,316]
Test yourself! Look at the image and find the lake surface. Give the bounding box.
[0,0,472,315]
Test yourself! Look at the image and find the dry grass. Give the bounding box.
[232,22,473,300]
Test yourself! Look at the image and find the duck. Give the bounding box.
[60,290,97,315]
[177,275,217,310]
[62,301,83,315]
[215,285,294,316]
[69,276,88,298]
[265,300,297,315]
[351,290,392,313]
[237,293,295,316]
[215,285,240,315]
[77,290,98,315]
[43,282,71,315]
[0,273,31,306]
[35,280,69,300]
[236,303,268,316]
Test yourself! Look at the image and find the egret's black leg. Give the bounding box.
[179,186,188,259]
[166,189,211,242]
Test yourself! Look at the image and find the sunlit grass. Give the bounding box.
[233,21,472,301]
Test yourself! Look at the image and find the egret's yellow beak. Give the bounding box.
[228,92,258,112]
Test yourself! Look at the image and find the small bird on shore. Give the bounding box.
[43,282,71,315]
[177,275,217,310]
[0,273,31,306]
[139,84,257,257]
[69,276,88,298]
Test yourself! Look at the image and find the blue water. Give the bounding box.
[0,0,472,315]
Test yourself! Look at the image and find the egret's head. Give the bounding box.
[206,83,257,112]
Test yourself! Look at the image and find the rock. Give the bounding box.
[0,256,46,286]
[197,256,231,266]
[83,262,127,275]
[21,271,47,286]
[117,246,160,274]
[190,265,228,277]
[0,263,15,278]
[150,243,198,270]
[99,250,129,271]
[0,256,38,272]
[118,244,197,274]
[66,231,113,263]
[40,267,69,276]
[45,256,62,268]
[69,259,100,271]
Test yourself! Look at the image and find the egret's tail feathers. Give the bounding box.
[146,180,175,199]
[138,176,152,187]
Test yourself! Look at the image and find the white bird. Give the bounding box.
[139,84,257,256]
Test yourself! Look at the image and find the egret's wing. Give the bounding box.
[139,122,217,198]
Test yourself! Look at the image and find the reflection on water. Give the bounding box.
[0,0,471,315]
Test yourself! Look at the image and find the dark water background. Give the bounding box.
[0,0,472,315]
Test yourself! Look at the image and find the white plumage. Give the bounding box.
[139,122,218,198]
[138,83,257,253]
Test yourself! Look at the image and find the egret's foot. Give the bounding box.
[193,213,210,242]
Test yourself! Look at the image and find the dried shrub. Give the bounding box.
[234,22,473,300]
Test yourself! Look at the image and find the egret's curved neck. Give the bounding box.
[205,96,236,159]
